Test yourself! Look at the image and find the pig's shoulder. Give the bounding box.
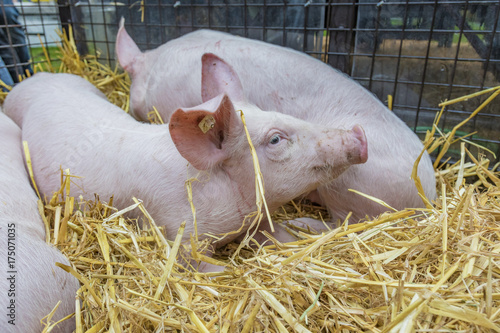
[35,72,104,96]
[182,29,234,41]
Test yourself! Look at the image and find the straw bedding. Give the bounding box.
[4,31,500,332]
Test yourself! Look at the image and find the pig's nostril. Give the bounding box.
[357,141,368,164]
[351,125,366,144]
[348,125,368,164]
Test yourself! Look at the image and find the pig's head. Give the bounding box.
[115,18,140,75]
[115,18,151,119]
[168,53,368,211]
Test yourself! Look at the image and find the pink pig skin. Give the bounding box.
[3,73,366,260]
[0,111,80,333]
[116,26,437,222]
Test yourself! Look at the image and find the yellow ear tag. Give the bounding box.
[198,115,216,134]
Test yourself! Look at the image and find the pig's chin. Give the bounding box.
[313,164,349,183]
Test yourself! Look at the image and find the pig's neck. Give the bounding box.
[187,166,257,246]
[102,124,181,210]
[122,126,257,244]
[220,164,257,213]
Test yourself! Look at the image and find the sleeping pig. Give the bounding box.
[3,72,367,268]
[116,25,436,224]
[0,111,80,332]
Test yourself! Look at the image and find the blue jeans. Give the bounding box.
[0,55,13,89]
[0,0,32,83]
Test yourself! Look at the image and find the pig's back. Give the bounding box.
[148,29,397,126]
[4,73,180,207]
[145,30,416,163]
[156,30,436,202]
[0,112,80,332]
[0,112,45,239]
[4,73,101,126]
[4,73,113,126]
[4,73,149,149]
[4,73,142,195]
[0,233,80,333]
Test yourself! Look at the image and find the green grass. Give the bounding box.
[30,46,62,71]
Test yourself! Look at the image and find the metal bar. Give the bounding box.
[327,0,357,74]
[479,1,500,90]
[144,1,151,50]
[262,0,267,42]
[190,0,195,36]
[168,1,499,7]
[412,0,439,132]
[84,1,97,58]
[0,1,22,81]
[391,0,410,111]
[244,0,248,38]
[442,2,468,149]
[208,0,213,30]
[13,0,33,72]
[447,3,500,83]
[225,0,229,33]
[282,0,287,46]
[367,3,382,92]
[157,0,165,42]
[302,0,309,53]
[352,76,497,90]
[99,1,111,67]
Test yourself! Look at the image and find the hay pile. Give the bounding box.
[9,31,500,332]
[0,28,130,110]
[43,148,500,332]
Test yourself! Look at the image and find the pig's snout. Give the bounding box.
[317,125,368,170]
[347,125,368,164]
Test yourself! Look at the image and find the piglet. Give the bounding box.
[4,72,366,263]
[0,111,80,332]
[116,26,436,223]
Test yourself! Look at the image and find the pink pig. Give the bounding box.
[4,73,366,263]
[0,111,80,332]
[116,25,436,223]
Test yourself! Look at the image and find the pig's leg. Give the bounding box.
[250,217,335,244]
[304,189,324,206]
[317,165,415,222]
[315,131,436,222]
[313,170,380,222]
[252,222,298,244]
[284,217,334,233]
[179,245,228,273]
[197,261,227,273]
[233,220,296,245]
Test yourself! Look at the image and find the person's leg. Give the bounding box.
[0,27,19,83]
[0,55,14,90]
[0,0,32,81]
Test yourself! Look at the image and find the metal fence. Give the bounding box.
[2,0,500,165]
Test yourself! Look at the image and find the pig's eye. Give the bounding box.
[269,134,282,145]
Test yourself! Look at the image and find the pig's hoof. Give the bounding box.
[197,261,227,273]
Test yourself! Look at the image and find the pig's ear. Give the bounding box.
[201,53,246,103]
[116,17,142,75]
[169,94,241,170]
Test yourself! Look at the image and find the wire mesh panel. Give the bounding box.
[1,0,499,165]
[97,0,327,60]
[350,0,500,165]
